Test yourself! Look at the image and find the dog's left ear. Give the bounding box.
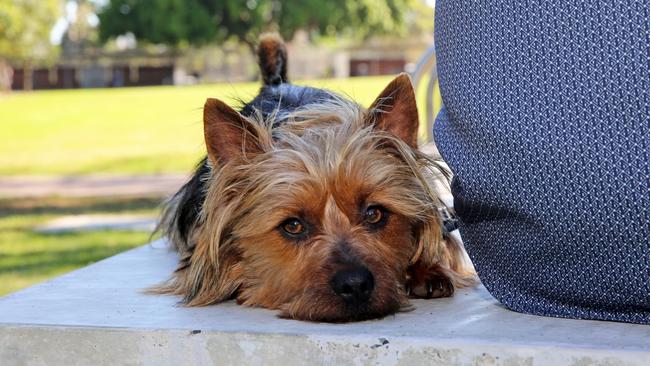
[204,98,262,165]
[366,73,419,147]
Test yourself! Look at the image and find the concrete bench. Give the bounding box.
[1,240,648,365]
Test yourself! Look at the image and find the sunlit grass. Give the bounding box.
[0,75,440,176]
[0,77,383,175]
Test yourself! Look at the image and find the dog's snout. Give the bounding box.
[330,267,374,304]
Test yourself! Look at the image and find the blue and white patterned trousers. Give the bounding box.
[434,0,649,324]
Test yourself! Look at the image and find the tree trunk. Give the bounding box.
[23,61,33,91]
[0,59,13,92]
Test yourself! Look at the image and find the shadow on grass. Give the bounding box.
[0,242,139,276]
[0,196,164,217]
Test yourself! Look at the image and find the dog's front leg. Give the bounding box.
[405,262,454,299]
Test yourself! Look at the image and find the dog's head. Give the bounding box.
[180,74,463,321]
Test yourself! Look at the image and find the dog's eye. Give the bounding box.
[280,218,305,236]
[365,206,384,225]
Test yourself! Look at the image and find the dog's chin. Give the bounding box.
[278,291,404,323]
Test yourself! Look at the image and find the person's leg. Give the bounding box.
[434,0,649,324]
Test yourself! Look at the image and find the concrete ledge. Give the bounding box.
[1,242,648,365]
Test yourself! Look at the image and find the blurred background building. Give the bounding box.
[1,0,435,90]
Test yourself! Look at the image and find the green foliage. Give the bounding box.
[98,0,216,46]
[98,0,415,47]
[0,0,60,62]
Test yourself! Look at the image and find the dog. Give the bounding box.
[151,34,475,322]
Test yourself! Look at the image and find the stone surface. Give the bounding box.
[0,240,648,366]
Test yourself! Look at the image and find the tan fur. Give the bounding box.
[150,75,476,322]
[258,34,281,72]
[257,33,288,85]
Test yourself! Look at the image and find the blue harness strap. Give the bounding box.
[434,0,649,324]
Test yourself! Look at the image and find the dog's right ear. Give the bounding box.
[366,73,419,148]
[204,98,262,165]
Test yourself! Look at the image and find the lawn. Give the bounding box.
[0,76,440,176]
[0,196,161,296]
[0,75,441,296]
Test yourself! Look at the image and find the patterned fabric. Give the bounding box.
[434,0,649,324]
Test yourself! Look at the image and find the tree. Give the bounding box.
[97,0,415,49]
[0,0,61,91]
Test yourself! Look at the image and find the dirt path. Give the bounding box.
[0,174,188,198]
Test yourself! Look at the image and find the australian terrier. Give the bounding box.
[152,34,475,322]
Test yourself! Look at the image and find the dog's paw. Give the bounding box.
[405,264,454,299]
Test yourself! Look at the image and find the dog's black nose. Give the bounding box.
[330,266,374,304]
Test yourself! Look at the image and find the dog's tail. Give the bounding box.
[257,33,288,86]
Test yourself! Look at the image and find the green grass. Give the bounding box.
[0,196,161,296]
[0,76,441,176]
[0,75,443,295]
[1,77,386,175]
